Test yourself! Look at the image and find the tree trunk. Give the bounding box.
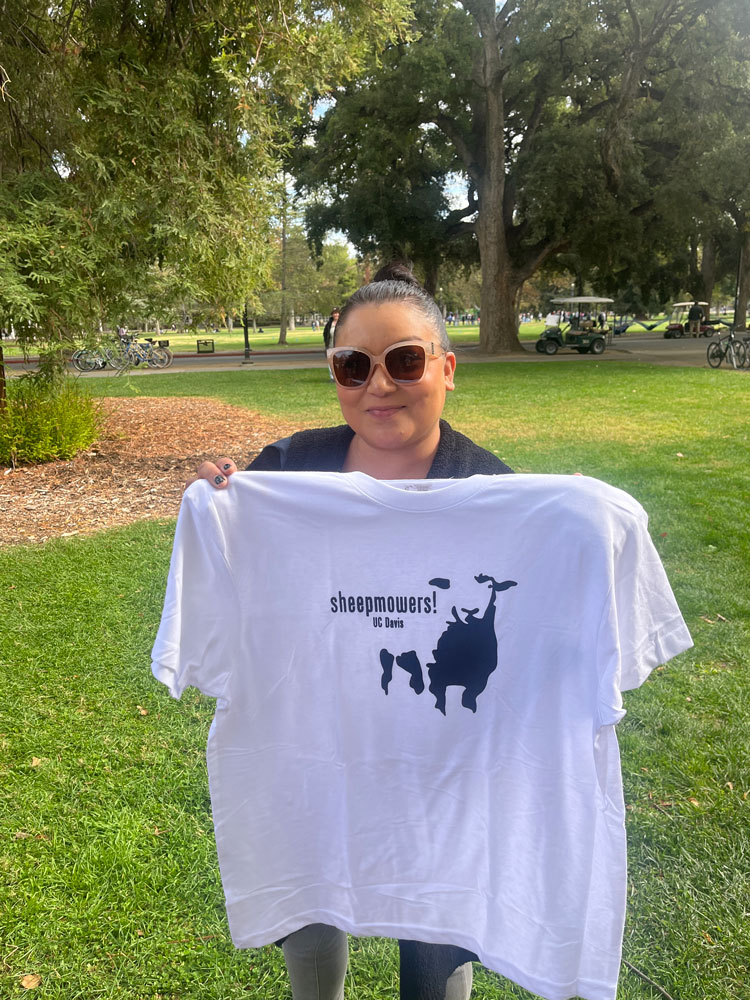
[0,338,6,411]
[278,198,288,345]
[476,166,523,352]
[278,298,288,344]
[700,238,716,317]
[736,228,750,330]
[423,262,439,298]
[477,232,524,352]
[278,175,289,345]
[472,0,523,354]
[242,303,252,359]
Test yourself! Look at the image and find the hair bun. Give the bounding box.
[372,262,421,289]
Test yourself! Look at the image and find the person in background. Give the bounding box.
[687,301,704,337]
[323,308,340,351]
[322,308,340,381]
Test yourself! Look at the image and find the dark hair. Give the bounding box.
[335,262,450,350]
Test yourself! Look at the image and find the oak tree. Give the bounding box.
[295,0,750,352]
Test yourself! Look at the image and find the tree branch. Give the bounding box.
[0,62,13,102]
[445,219,477,239]
[516,92,545,158]
[444,198,478,229]
[495,0,522,40]
[433,113,481,185]
[512,233,567,281]
[623,0,643,47]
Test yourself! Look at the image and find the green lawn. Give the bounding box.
[2,361,748,998]
[2,324,485,356]
[1,315,676,357]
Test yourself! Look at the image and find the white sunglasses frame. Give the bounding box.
[326,340,445,389]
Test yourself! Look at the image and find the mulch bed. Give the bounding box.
[0,397,303,546]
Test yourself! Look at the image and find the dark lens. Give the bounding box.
[332,349,371,387]
[386,344,427,381]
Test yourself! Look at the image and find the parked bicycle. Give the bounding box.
[71,343,133,372]
[706,329,747,370]
[107,335,173,371]
[71,347,109,372]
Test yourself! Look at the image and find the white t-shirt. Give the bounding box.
[152,472,692,1000]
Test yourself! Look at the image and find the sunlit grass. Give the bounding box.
[2,313,676,357]
[4,324,486,356]
[87,360,749,447]
[3,361,748,998]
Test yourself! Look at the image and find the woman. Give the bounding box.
[189,263,513,1000]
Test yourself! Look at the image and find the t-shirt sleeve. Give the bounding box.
[151,484,237,700]
[597,506,693,726]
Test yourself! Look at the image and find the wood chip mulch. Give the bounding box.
[0,397,304,547]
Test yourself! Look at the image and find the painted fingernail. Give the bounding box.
[222,463,232,471]
[214,475,226,485]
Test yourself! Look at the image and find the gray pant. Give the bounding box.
[281,924,472,1000]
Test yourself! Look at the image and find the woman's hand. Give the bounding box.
[185,457,238,490]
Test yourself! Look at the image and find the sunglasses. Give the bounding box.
[326,341,444,388]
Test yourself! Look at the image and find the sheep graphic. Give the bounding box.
[379,574,517,715]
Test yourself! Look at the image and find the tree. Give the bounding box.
[686,15,750,328]
[273,224,318,342]
[0,0,410,368]
[293,79,478,295]
[587,0,750,321]
[295,0,750,352]
[260,224,362,330]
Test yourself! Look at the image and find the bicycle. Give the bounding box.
[107,336,173,370]
[146,341,174,368]
[706,329,747,370]
[71,347,108,372]
[72,344,131,372]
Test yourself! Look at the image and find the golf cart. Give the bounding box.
[663,301,711,338]
[535,297,614,355]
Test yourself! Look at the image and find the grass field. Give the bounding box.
[3,324,489,357]
[2,361,748,999]
[1,315,676,357]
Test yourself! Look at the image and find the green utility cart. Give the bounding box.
[536,296,614,355]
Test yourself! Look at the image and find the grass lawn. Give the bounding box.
[2,361,748,998]
[2,325,484,357]
[0,315,675,357]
